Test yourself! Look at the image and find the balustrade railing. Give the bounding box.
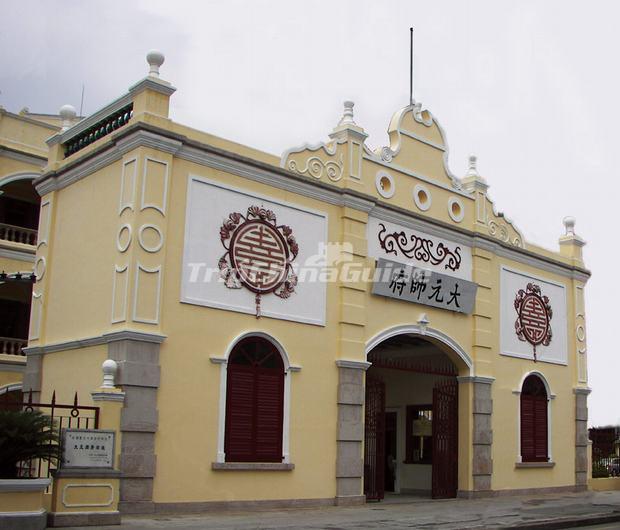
[0,337,27,356]
[63,103,133,157]
[0,223,37,245]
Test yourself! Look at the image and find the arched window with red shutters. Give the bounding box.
[225,337,285,463]
[520,374,549,462]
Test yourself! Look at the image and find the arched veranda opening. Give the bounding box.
[364,332,469,501]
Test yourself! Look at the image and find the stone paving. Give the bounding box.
[65,491,620,530]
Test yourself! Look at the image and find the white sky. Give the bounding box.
[1,1,618,426]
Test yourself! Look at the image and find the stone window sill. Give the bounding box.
[515,461,555,469]
[212,462,295,471]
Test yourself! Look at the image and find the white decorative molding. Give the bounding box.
[61,483,114,508]
[37,199,51,248]
[29,292,42,341]
[23,330,167,356]
[575,284,588,384]
[349,140,362,180]
[138,224,164,253]
[514,371,555,463]
[0,246,36,262]
[34,257,46,281]
[0,478,51,492]
[140,156,169,215]
[364,103,464,192]
[111,264,129,323]
[335,359,371,371]
[132,263,162,325]
[119,157,137,214]
[456,376,495,385]
[0,383,23,395]
[283,139,345,182]
[365,324,473,375]
[34,124,589,285]
[0,171,41,190]
[215,331,294,465]
[116,224,132,253]
[448,196,465,223]
[91,391,125,402]
[375,171,395,199]
[488,217,523,248]
[413,183,431,212]
[363,153,471,198]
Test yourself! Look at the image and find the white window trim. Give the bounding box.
[512,371,555,464]
[210,331,300,465]
[0,383,22,395]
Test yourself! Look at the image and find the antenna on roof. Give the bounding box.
[79,84,85,117]
[409,27,414,106]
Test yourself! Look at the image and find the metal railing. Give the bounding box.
[63,103,133,157]
[0,390,100,481]
[0,222,37,245]
[0,337,27,356]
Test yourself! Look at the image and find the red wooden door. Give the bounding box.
[364,376,386,501]
[432,378,458,499]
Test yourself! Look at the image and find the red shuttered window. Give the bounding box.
[225,337,284,462]
[520,375,549,462]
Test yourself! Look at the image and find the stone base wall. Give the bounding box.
[108,335,163,514]
[335,361,369,503]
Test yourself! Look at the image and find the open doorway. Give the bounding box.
[363,334,459,500]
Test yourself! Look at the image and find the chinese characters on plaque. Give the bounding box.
[62,429,115,468]
[372,258,477,314]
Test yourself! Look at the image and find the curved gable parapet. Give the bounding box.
[367,103,463,191]
[280,138,347,183]
[484,194,525,249]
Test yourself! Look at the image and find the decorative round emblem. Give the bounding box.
[514,283,553,361]
[229,220,289,293]
[219,206,299,317]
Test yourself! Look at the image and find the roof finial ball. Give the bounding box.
[146,50,165,78]
[563,216,576,236]
[59,104,77,131]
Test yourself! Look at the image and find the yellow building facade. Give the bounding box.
[21,52,590,513]
[0,107,74,399]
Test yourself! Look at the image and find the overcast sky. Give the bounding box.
[1,1,618,426]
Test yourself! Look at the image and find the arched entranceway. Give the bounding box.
[364,329,469,501]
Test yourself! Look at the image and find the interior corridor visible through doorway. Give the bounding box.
[363,333,459,501]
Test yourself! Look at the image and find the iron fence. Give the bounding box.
[590,426,620,478]
[0,390,100,480]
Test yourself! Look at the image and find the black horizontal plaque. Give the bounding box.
[372,258,478,314]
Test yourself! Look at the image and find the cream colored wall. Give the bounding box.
[0,364,23,388]
[150,156,343,502]
[481,254,578,490]
[40,162,121,344]
[0,255,34,275]
[0,111,57,160]
[0,156,42,179]
[39,345,107,405]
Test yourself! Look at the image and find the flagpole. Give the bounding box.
[409,27,414,106]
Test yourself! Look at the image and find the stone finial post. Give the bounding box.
[462,154,489,193]
[101,359,118,389]
[559,216,585,262]
[338,101,356,126]
[59,104,77,131]
[146,50,165,78]
[563,216,576,236]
